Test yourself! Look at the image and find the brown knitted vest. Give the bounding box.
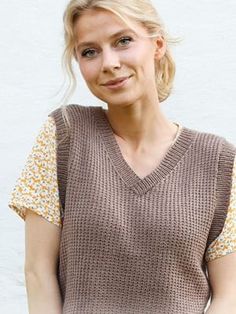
[49,104,235,314]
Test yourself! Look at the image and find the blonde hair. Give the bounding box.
[57,0,181,134]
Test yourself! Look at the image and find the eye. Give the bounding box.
[117,36,133,46]
[81,49,97,58]
[80,36,133,58]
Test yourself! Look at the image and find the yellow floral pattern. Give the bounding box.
[205,155,236,262]
[8,116,62,227]
[8,117,236,261]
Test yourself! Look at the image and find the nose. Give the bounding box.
[101,47,121,72]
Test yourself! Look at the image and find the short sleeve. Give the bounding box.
[205,154,236,262]
[8,116,62,227]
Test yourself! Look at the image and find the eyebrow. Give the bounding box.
[76,28,137,51]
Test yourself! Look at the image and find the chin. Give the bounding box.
[106,98,134,107]
[106,92,137,103]
[93,87,139,106]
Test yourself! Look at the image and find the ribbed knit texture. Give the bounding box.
[49,104,236,314]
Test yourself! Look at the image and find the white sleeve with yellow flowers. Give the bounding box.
[8,116,62,227]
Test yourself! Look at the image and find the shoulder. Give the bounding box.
[48,104,100,130]
[48,104,93,119]
[184,125,236,156]
[41,115,56,134]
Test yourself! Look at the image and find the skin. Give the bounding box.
[74,8,179,158]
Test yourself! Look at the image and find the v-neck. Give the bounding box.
[91,106,196,194]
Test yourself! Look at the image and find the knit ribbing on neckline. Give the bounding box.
[91,106,197,195]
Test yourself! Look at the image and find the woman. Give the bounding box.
[8,0,236,313]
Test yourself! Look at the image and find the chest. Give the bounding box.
[66,127,218,260]
[114,134,175,179]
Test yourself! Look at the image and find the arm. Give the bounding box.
[205,252,236,314]
[24,209,63,314]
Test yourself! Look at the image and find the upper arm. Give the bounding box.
[207,252,236,300]
[8,116,63,274]
[8,116,62,227]
[24,208,61,275]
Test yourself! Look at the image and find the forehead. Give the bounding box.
[74,9,147,43]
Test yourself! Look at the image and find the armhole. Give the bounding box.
[206,139,236,251]
[48,107,71,223]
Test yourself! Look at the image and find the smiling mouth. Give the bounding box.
[102,75,133,86]
[102,75,133,89]
[103,77,130,89]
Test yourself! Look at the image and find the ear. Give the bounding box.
[153,36,167,61]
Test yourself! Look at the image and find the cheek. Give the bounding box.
[125,46,154,72]
[122,48,142,66]
[79,62,98,83]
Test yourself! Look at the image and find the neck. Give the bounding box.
[104,102,178,152]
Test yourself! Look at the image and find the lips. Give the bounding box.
[102,76,131,86]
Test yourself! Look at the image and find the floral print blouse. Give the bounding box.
[8,116,236,263]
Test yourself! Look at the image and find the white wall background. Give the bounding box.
[1,0,235,313]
